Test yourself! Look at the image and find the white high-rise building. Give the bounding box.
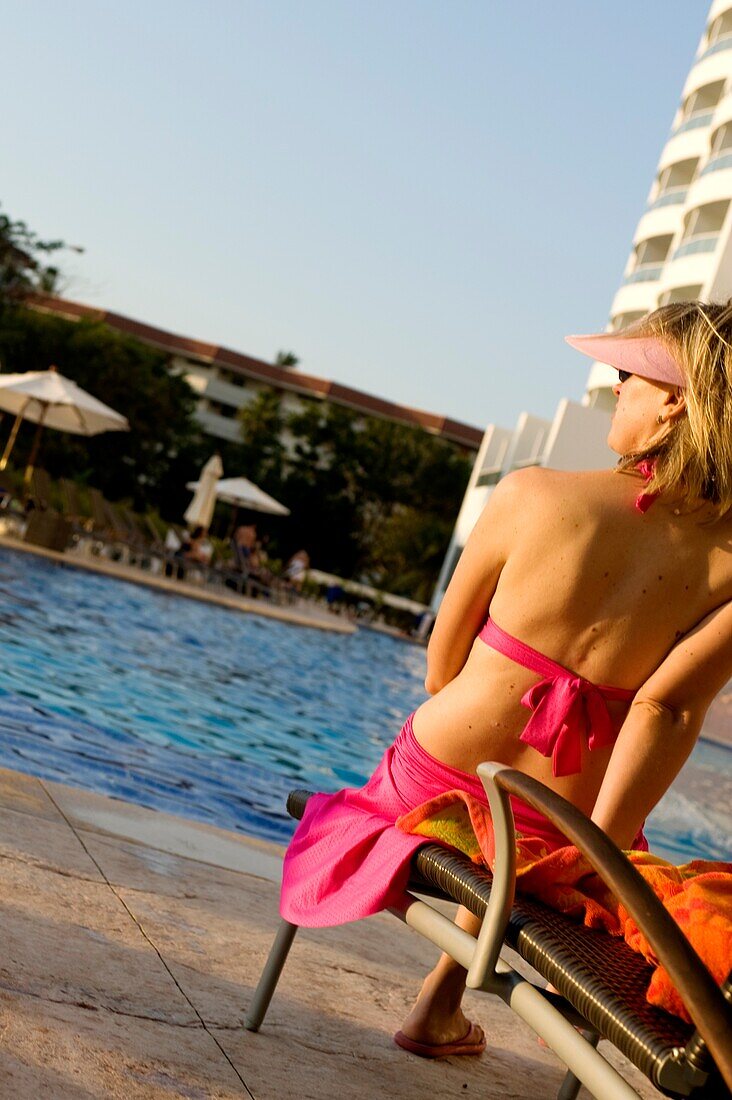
[587,0,732,412]
[432,0,732,610]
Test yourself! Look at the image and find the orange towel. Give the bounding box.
[396,790,732,1022]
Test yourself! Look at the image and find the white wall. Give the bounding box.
[541,399,615,470]
[501,412,551,471]
[429,423,511,610]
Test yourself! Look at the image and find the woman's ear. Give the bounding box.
[662,386,686,424]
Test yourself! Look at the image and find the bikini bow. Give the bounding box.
[519,675,616,778]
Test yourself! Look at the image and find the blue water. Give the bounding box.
[0,546,728,861]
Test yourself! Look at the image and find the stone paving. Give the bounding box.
[0,767,659,1099]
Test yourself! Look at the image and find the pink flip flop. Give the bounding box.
[393,1021,486,1058]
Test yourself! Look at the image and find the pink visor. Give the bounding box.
[565,333,685,388]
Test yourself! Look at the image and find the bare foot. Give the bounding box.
[396,905,486,1056]
[397,967,483,1050]
[400,1000,477,1047]
[394,1020,486,1058]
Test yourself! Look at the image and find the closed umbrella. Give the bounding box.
[184,453,223,528]
[0,366,129,481]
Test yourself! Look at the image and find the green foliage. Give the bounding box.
[0,306,207,513]
[0,200,470,600]
[274,350,299,368]
[238,394,471,598]
[238,389,287,484]
[0,205,69,308]
[362,504,454,603]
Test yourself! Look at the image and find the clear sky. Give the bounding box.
[3,1,710,429]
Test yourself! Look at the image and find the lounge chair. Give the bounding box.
[28,467,54,510]
[111,504,153,566]
[246,765,732,1099]
[85,488,136,560]
[59,478,96,549]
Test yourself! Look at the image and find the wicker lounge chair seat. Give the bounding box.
[247,768,732,1100]
[410,844,721,1097]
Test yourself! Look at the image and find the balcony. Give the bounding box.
[646,187,688,210]
[672,234,720,259]
[623,264,664,285]
[700,151,732,176]
[699,34,732,63]
[672,111,714,136]
[610,279,660,316]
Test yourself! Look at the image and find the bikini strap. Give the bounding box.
[479,618,632,699]
[480,618,571,681]
[478,618,635,777]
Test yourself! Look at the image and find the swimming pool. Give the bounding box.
[0,546,728,861]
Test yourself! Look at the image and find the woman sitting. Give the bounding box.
[280,300,732,1058]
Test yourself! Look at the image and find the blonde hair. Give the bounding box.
[617,300,732,520]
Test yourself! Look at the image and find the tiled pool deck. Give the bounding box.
[0,766,660,1098]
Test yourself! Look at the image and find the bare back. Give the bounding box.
[414,466,732,820]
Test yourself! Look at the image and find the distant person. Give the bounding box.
[281,302,732,1057]
[325,583,344,608]
[165,526,189,580]
[184,525,213,566]
[284,549,309,592]
[164,527,181,554]
[232,523,257,572]
[250,534,274,588]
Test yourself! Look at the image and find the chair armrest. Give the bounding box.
[478,763,732,1093]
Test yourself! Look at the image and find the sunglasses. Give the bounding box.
[617,370,633,383]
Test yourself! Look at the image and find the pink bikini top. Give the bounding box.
[478,618,635,778]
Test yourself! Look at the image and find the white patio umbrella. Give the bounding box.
[184,453,224,528]
[0,366,129,480]
[185,475,290,516]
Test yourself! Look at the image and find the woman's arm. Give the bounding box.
[425,469,525,694]
[591,599,732,849]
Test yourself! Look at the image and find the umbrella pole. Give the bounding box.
[24,402,49,488]
[0,399,32,471]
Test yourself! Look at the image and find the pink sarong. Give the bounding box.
[280,715,575,927]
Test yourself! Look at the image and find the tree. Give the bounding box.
[0,205,79,309]
[0,305,206,513]
[238,389,288,489]
[274,350,299,369]
[362,504,454,603]
[240,397,472,597]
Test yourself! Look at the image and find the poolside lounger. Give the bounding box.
[88,487,115,537]
[86,488,136,558]
[60,478,98,549]
[115,504,154,565]
[28,467,54,510]
[60,478,88,526]
[246,766,732,1100]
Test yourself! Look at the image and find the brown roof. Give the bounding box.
[28,295,484,449]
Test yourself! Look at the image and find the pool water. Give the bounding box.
[0,547,728,861]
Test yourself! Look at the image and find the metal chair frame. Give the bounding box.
[245,765,732,1100]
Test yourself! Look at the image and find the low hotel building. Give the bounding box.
[29,296,483,457]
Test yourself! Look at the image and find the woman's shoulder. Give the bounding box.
[494,466,617,507]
